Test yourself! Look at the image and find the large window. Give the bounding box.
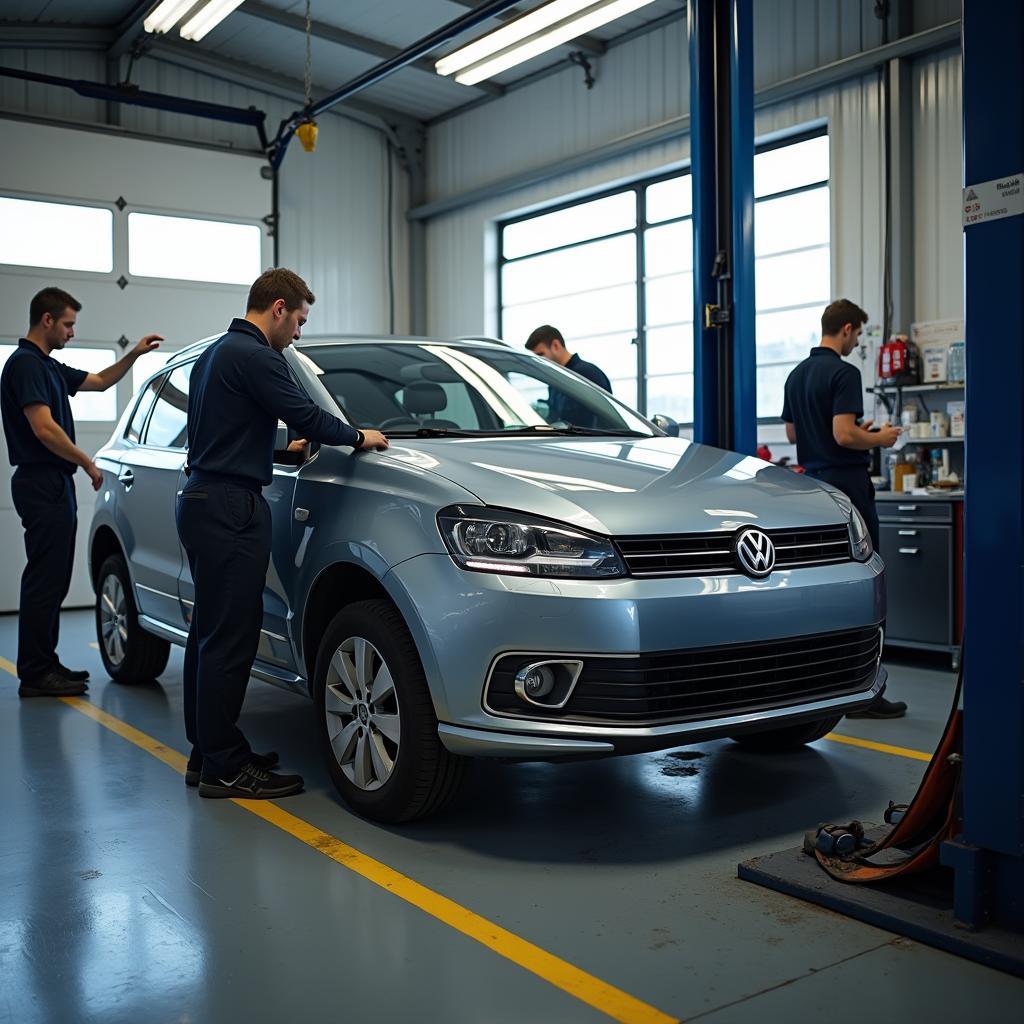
[0,196,113,273]
[499,131,831,425]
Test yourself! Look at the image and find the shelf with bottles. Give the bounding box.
[899,435,964,444]
[868,381,965,394]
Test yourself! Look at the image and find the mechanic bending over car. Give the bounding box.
[1,286,162,699]
[782,298,906,720]
[525,324,612,428]
[177,268,388,801]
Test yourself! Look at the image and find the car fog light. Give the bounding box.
[513,659,584,709]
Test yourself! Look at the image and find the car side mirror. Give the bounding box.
[273,423,305,466]
[651,413,680,437]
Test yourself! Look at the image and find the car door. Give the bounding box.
[113,361,194,627]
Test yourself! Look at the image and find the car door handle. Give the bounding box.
[118,468,135,490]
[898,547,919,555]
[898,529,918,536]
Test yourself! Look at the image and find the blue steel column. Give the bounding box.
[941,0,1024,929]
[689,0,756,452]
[729,0,756,454]
[689,0,720,444]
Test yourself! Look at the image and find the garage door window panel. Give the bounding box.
[55,349,118,422]
[502,192,636,259]
[0,196,113,274]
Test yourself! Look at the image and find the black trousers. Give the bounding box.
[12,467,77,681]
[806,465,881,551]
[176,478,271,778]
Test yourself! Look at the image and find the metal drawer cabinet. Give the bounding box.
[878,522,953,647]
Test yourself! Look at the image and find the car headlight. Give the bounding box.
[827,491,873,562]
[437,505,626,579]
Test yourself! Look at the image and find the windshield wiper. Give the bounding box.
[383,427,482,438]
[499,425,651,438]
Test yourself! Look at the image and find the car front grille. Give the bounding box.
[486,625,882,727]
[616,524,851,577]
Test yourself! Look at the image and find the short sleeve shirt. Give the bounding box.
[781,347,869,470]
[1,339,88,473]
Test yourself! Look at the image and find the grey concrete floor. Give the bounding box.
[1,610,1021,1024]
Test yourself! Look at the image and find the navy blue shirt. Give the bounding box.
[186,319,360,487]
[549,353,613,426]
[781,347,869,471]
[1,339,88,474]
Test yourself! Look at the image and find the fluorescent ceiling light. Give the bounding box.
[435,0,599,77]
[452,0,658,86]
[143,0,196,34]
[180,0,247,42]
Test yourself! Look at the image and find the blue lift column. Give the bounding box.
[689,0,756,453]
[940,2,1024,930]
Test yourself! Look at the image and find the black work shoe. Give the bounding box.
[18,671,88,699]
[847,695,908,719]
[185,749,280,787]
[57,662,90,682]
[198,762,303,799]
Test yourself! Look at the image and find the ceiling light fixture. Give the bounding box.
[435,0,598,78]
[143,0,196,34]
[180,0,248,42]
[447,0,659,87]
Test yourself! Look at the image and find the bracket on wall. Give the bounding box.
[568,50,595,89]
[116,277,128,291]
[117,335,130,349]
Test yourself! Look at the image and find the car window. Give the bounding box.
[300,343,653,435]
[143,362,194,449]
[125,373,164,443]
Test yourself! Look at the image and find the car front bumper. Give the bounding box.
[384,552,886,759]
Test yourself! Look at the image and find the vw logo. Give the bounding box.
[734,528,776,578]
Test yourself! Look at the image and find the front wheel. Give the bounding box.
[313,599,464,823]
[729,715,842,752]
[95,554,171,683]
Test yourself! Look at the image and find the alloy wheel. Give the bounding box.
[100,574,129,667]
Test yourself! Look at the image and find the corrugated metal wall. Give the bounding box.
[913,47,963,323]
[0,48,409,335]
[424,3,961,352]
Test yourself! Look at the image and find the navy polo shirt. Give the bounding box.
[781,347,869,471]
[1,339,88,474]
[549,353,613,426]
[186,318,361,488]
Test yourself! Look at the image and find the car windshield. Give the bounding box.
[293,342,656,437]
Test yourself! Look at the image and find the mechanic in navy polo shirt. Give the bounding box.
[0,287,162,698]
[525,324,613,428]
[782,298,907,720]
[177,268,388,801]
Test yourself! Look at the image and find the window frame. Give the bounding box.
[138,359,197,452]
[497,126,830,427]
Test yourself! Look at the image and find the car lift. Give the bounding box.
[704,0,1024,975]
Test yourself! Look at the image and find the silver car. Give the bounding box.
[89,335,886,821]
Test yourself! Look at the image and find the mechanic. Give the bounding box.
[177,268,388,800]
[1,286,161,698]
[525,324,612,427]
[782,298,906,720]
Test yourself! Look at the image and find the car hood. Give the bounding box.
[383,436,847,536]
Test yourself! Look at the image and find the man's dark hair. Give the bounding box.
[30,287,81,327]
[821,299,868,337]
[247,268,316,313]
[525,325,564,351]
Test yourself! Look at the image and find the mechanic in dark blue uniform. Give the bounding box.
[525,325,613,428]
[177,268,388,800]
[0,287,161,698]
[782,298,906,720]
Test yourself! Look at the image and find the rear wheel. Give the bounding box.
[313,599,464,823]
[95,554,171,683]
[729,715,842,752]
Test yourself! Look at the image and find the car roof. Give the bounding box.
[165,333,512,366]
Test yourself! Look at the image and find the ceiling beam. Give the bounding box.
[108,0,154,59]
[241,0,503,98]
[446,0,608,57]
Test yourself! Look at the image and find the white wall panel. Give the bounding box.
[913,48,963,323]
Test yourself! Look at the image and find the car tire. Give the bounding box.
[313,599,464,823]
[729,715,842,752]
[95,554,171,684]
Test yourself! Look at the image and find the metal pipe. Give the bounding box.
[408,19,961,221]
[268,0,523,168]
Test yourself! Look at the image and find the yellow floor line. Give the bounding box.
[0,658,674,1024]
[0,656,16,678]
[88,642,99,650]
[824,732,932,762]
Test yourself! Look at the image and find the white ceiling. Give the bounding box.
[1,0,688,121]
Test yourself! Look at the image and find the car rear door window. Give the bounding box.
[125,373,164,443]
[143,362,194,449]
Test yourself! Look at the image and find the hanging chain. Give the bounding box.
[304,0,313,111]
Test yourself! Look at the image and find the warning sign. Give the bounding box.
[963,173,1024,227]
